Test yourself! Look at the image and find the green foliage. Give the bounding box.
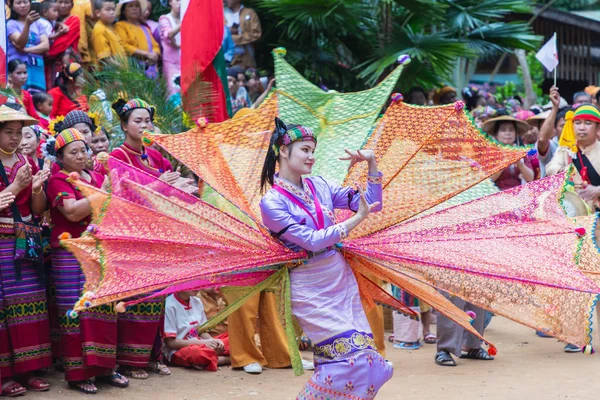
[81,57,210,147]
[494,81,517,105]
[249,0,542,91]
[533,0,599,11]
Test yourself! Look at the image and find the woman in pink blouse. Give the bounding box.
[158,0,181,98]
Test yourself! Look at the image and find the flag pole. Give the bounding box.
[553,32,557,87]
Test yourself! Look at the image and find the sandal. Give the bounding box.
[68,380,98,395]
[2,381,27,397]
[147,360,171,375]
[460,348,494,360]
[435,350,456,367]
[424,333,437,344]
[393,341,422,350]
[23,377,50,392]
[96,372,129,388]
[118,366,149,379]
[298,336,312,350]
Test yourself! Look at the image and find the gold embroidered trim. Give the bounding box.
[314,332,376,360]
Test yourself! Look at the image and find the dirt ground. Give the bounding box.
[30,316,600,400]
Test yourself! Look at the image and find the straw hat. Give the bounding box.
[232,108,255,119]
[481,115,530,136]
[0,105,39,127]
[116,0,149,19]
[526,110,551,122]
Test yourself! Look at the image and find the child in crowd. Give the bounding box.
[92,0,126,65]
[227,71,249,115]
[39,0,68,43]
[33,91,53,128]
[163,291,230,371]
[45,0,81,88]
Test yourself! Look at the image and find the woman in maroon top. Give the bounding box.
[0,105,51,396]
[110,98,176,180]
[483,115,535,191]
[46,128,129,394]
[49,110,107,175]
[109,98,173,378]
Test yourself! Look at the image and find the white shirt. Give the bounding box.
[38,18,54,40]
[162,294,208,361]
[224,5,243,29]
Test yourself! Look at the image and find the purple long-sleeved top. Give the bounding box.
[259,173,383,253]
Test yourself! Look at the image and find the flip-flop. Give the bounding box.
[118,366,149,379]
[148,361,171,375]
[68,380,98,395]
[424,333,437,344]
[393,341,421,350]
[96,372,129,388]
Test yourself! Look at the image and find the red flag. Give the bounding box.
[181,0,228,122]
[1,5,7,84]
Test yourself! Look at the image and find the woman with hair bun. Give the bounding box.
[259,117,392,398]
[109,98,174,379]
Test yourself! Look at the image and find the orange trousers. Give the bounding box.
[227,291,292,368]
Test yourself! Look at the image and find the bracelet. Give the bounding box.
[32,186,43,195]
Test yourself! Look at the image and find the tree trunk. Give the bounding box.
[515,49,536,109]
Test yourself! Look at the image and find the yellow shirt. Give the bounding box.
[72,0,93,63]
[114,21,161,57]
[92,21,126,60]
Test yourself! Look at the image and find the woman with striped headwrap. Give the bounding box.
[46,128,127,394]
[109,98,174,379]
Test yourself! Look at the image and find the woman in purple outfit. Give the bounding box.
[259,118,392,400]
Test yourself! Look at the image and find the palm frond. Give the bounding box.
[467,22,542,55]
[82,56,213,139]
[257,0,376,41]
[356,26,474,86]
[443,0,534,33]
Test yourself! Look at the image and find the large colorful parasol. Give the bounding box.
[62,51,600,376]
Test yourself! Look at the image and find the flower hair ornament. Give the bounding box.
[48,116,65,136]
[87,112,102,135]
[271,117,317,156]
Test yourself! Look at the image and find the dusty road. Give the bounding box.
[30,316,600,399]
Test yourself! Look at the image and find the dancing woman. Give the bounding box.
[259,118,392,399]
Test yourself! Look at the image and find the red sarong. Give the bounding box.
[170,332,229,371]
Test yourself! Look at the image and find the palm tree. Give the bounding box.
[251,0,542,91]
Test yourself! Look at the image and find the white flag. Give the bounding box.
[535,33,559,72]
